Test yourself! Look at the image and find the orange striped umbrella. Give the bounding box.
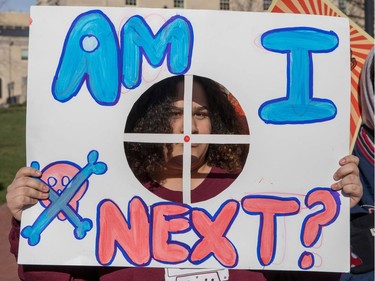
[268,0,374,151]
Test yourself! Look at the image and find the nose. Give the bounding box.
[191,117,198,134]
[175,117,184,134]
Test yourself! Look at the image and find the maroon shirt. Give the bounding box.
[143,166,239,203]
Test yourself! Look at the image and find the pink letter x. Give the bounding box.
[190,200,239,267]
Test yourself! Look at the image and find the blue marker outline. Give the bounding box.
[259,26,339,125]
[121,15,194,89]
[52,10,121,106]
[96,196,152,266]
[241,195,300,266]
[300,187,341,248]
[189,199,240,267]
[150,201,192,265]
[21,150,107,246]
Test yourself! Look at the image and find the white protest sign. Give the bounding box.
[19,6,351,272]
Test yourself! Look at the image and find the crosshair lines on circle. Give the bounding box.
[123,75,251,204]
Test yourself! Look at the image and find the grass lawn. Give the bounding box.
[0,106,26,204]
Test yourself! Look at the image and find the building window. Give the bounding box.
[174,0,184,8]
[220,0,230,10]
[125,0,136,6]
[22,76,28,97]
[21,49,28,60]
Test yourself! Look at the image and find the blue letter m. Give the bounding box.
[121,15,194,89]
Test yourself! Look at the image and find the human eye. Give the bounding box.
[170,108,183,119]
[194,109,210,120]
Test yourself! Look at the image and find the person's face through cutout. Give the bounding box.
[163,80,212,173]
[124,74,250,202]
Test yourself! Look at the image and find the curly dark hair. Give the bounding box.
[124,75,249,183]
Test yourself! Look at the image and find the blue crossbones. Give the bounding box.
[21,150,107,246]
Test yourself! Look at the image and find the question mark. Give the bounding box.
[299,187,341,269]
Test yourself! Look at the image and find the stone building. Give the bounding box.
[0,13,29,105]
[36,0,268,11]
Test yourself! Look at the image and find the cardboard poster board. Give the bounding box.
[20,6,351,273]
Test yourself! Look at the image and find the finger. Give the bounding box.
[8,176,49,194]
[7,185,49,204]
[333,163,359,181]
[14,193,41,206]
[341,185,363,208]
[20,185,50,200]
[339,155,359,166]
[14,167,42,181]
[343,183,362,200]
[6,193,41,222]
[332,172,359,189]
[331,183,362,207]
[6,184,48,221]
[341,173,358,187]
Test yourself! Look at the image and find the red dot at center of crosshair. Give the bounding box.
[184,135,190,142]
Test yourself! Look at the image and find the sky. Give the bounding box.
[0,0,37,13]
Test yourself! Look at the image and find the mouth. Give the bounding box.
[191,143,201,148]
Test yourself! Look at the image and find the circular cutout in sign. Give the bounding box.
[124,75,250,203]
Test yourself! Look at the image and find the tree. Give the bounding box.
[37,0,61,5]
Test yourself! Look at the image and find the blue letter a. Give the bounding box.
[52,10,121,106]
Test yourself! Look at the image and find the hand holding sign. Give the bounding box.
[21,150,107,246]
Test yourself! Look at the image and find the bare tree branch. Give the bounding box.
[37,0,61,5]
